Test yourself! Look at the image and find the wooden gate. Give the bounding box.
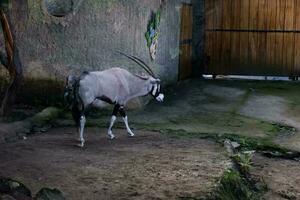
[204,0,300,76]
[179,3,193,80]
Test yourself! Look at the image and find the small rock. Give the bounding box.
[0,178,32,198]
[231,141,240,149]
[35,188,65,200]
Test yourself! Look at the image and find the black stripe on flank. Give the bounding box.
[96,95,115,105]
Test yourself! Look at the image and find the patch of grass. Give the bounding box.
[212,170,265,200]
[267,123,296,136]
[232,152,254,175]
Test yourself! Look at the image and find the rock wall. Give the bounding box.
[0,0,195,84]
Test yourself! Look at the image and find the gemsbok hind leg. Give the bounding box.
[107,105,119,139]
[119,106,134,137]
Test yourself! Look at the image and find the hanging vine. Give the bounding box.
[145,9,161,60]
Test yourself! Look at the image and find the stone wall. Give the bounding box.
[0,0,206,107]
[0,0,194,85]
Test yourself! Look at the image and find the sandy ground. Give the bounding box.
[0,128,229,200]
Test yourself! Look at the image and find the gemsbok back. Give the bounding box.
[64,53,164,147]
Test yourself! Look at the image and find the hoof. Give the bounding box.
[108,130,115,140]
[128,133,135,137]
[108,135,116,140]
[76,143,84,148]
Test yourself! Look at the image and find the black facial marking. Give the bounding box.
[150,84,161,98]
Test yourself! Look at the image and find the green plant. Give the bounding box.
[232,152,254,174]
[145,10,161,47]
[214,170,258,200]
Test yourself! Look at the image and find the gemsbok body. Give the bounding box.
[64,53,164,147]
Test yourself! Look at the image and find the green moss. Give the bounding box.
[159,129,290,155]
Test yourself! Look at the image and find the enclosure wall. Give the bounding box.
[0,0,193,85]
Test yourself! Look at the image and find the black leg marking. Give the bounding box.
[119,106,126,118]
[112,104,120,116]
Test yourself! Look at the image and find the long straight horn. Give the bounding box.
[117,51,156,77]
[131,55,156,78]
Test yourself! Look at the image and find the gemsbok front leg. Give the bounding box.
[79,115,86,147]
[119,106,134,137]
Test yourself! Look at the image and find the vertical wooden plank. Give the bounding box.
[266,0,277,30]
[248,0,259,69]
[276,0,286,30]
[205,0,215,29]
[212,0,223,73]
[283,0,295,75]
[285,0,295,30]
[205,31,213,74]
[214,0,223,29]
[257,0,267,73]
[239,0,250,73]
[274,0,285,74]
[204,0,215,74]
[293,0,300,75]
[294,35,300,75]
[179,4,193,80]
[283,33,295,75]
[249,0,259,30]
[265,0,278,74]
[265,33,277,74]
[257,0,267,29]
[294,0,300,29]
[222,0,231,29]
[240,0,250,30]
[230,0,241,73]
[220,0,232,74]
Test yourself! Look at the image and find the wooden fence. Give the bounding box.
[204,0,300,76]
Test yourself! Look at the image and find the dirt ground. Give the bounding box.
[251,154,300,200]
[0,128,229,200]
[1,79,300,199]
